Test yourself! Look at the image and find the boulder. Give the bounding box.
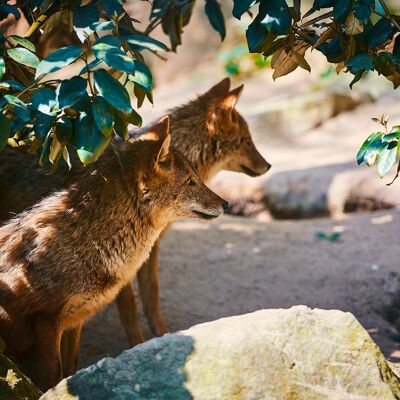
[264,163,400,219]
[42,306,400,400]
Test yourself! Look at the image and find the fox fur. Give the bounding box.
[0,78,271,366]
[0,117,226,390]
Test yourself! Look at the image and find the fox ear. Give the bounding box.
[204,78,231,98]
[151,116,171,163]
[218,84,244,111]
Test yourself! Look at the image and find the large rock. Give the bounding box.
[264,164,400,219]
[42,306,400,400]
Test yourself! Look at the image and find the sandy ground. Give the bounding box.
[80,208,400,368]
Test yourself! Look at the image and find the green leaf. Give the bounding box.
[205,0,226,40]
[357,131,382,165]
[7,47,39,68]
[378,141,398,177]
[32,88,58,116]
[346,52,373,72]
[58,77,87,109]
[125,34,168,52]
[0,80,24,91]
[128,61,153,92]
[383,131,400,142]
[73,3,100,28]
[92,97,114,136]
[0,114,11,149]
[233,0,255,19]
[34,112,55,138]
[0,57,5,81]
[93,69,131,113]
[333,0,351,22]
[366,17,393,48]
[9,35,36,52]
[36,45,82,78]
[92,40,135,74]
[90,20,116,31]
[100,0,123,16]
[260,0,292,36]
[74,110,111,165]
[246,23,267,53]
[353,1,371,24]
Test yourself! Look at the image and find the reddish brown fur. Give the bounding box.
[0,78,271,368]
[0,118,226,390]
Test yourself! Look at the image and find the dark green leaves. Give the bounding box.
[36,45,82,78]
[32,88,58,116]
[74,110,111,165]
[125,35,168,52]
[7,48,39,68]
[346,53,373,73]
[205,0,226,40]
[260,0,292,36]
[378,141,397,177]
[332,0,351,22]
[92,38,135,74]
[73,3,99,28]
[128,61,153,92]
[93,69,131,113]
[92,97,114,136]
[365,18,394,48]
[357,120,400,180]
[357,132,382,165]
[58,77,87,109]
[233,0,255,19]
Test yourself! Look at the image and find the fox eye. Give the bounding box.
[187,178,196,186]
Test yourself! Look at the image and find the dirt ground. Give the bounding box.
[80,208,400,368]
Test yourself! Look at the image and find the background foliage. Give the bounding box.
[0,0,399,179]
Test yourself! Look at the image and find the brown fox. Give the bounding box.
[117,78,271,345]
[0,78,271,350]
[0,116,227,390]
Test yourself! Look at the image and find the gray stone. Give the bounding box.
[42,306,400,400]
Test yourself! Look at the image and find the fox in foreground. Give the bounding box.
[0,78,271,350]
[0,117,228,390]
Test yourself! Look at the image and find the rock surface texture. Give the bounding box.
[42,306,400,400]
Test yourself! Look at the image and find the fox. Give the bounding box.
[0,116,228,390]
[0,78,271,351]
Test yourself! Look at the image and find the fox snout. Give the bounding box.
[241,147,271,177]
[191,184,229,220]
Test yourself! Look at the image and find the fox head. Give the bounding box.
[203,78,272,178]
[170,78,271,181]
[134,116,228,224]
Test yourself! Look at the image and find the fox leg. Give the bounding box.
[33,313,63,391]
[116,281,145,347]
[137,239,169,337]
[61,324,82,378]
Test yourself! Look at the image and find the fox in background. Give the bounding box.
[0,78,271,347]
[0,117,228,390]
